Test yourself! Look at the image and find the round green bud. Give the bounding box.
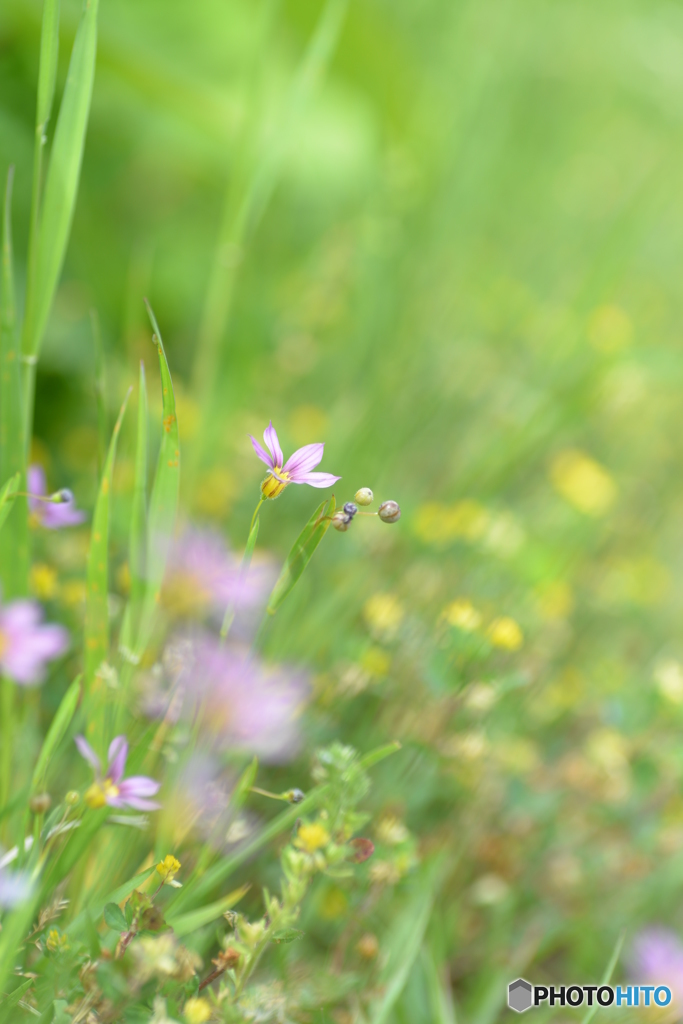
[355,488,374,506]
[65,790,81,806]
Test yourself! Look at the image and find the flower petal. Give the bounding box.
[27,465,46,516]
[115,794,162,811]
[107,736,128,784]
[75,735,101,773]
[117,775,161,797]
[294,471,341,488]
[249,435,274,470]
[283,443,325,479]
[263,421,284,468]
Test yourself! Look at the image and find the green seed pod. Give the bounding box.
[29,792,51,814]
[65,790,81,806]
[378,500,401,523]
[355,488,374,506]
[332,511,351,532]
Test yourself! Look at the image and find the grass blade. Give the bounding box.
[131,302,180,659]
[119,361,148,655]
[267,495,335,613]
[90,309,108,478]
[31,676,81,795]
[22,0,100,364]
[581,932,625,1024]
[0,168,28,598]
[168,884,250,937]
[0,474,20,534]
[84,389,131,687]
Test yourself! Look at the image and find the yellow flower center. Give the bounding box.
[261,469,290,499]
[0,630,7,660]
[84,778,120,809]
[295,822,331,853]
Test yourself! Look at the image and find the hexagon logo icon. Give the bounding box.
[508,978,533,1013]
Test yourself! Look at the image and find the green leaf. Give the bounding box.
[91,309,108,478]
[31,676,81,794]
[131,303,180,659]
[581,932,624,1024]
[119,361,148,655]
[420,946,457,1024]
[0,978,33,1015]
[273,927,305,944]
[168,884,250,938]
[220,513,260,639]
[103,902,128,933]
[66,865,157,941]
[23,0,100,361]
[0,168,28,599]
[0,889,42,1023]
[267,495,335,614]
[36,0,61,131]
[84,389,131,686]
[0,473,19,535]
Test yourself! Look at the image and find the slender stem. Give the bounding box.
[220,494,266,642]
[0,677,14,840]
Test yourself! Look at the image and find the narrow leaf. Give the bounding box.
[267,495,335,613]
[23,0,100,360]
[581,932,625,1024]
[220,515,259,639]
[168,884,249,937]
[84,389,131,685]
[36,0,61,130]
[0,168,28,598]
[132,302,180,658]
[91,309,108,477]
[119,361,148,655]
[0,978,33,1015]
[31,676,81,794]
[0,473,19,534]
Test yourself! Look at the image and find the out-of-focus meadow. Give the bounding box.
[5,0,683,1020]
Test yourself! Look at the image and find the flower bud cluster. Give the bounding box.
[331,490,401,532]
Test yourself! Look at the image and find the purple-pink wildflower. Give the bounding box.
[28,465,85,529]
[0,599,68,685]
[75,735,161,811]
[163,528,273,619]
[144,632,309,763]
[630,927,683,1002]
[250,421,340,499]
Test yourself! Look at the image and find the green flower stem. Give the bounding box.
[0,676,14,840]
[219,493,266,642]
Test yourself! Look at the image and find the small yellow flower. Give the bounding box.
[60,579,86,608]
[46,928,69,953]
[488,616,523,651]
[184,997,212,1024]
[413,499,489,545]
[550,449,616,516]
[363,594,405,638]
[360,647,391,676]
[295,822,331,853]
[156,854,182,886]
[30,563,58,600]
[442,598,482,632]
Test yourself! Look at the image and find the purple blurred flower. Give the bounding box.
[163,528,273,620]
[0,599,68,685]
[145,633,309,763]
[250,421,340,499]
[28,466,86,529]
[75,734,161,811]
[630,927,683,1002]
[0,863,32,908]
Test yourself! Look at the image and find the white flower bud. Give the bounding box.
[378,500,401,523]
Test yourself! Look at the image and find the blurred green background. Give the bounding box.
[5,0,683,1017]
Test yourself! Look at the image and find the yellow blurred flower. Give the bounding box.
[440,730,488,760]
[360,647,391,676]
[413,500,489,545]
[550,449,616,516]
[488,616,523,650]
[193,466,236,519]
[60,579,86,608]
[587,304,633,354]
[356,933,379,959]
[363,593,405,639]
[376,815,409,845]
[295,822,331,853]
[46,928,69,953]
[536,579,574,620]
[288,404,330,445]
[495,738,540,775]
[156,854,182,886]
[585,728,629,773]
[184,998,212,1024]
[442,598,482,632]
[463,682,498,712]
[30,563,58,600]
[654,659,683,704]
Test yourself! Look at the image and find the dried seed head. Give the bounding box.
[378,500,401,523]
[355,488,374,506]
[29,792,51,814]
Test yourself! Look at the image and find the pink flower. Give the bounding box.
[0,599,68,685]
[28,466,86,529]
[75,735,161,811]
[144,632,309,763]
[629,928,683,1002]
[250,421,340,499]
[163,528,273,620]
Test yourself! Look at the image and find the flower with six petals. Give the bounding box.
[249,421,340,499]
[75,735,161,811]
